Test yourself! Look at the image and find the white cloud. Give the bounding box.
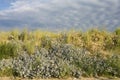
[0,0,120,31]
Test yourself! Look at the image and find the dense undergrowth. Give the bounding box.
[0,28,120,79]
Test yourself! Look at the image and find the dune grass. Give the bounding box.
[0,28,120,78]
[0,28,120,58]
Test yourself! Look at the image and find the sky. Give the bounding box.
[0,0,120,31]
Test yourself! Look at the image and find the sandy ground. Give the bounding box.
[0,77,120,80]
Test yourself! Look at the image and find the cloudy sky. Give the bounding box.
[0,0,120,31]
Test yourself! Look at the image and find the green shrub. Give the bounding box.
[105,55,120,77]
[114,28,120,46]
[83,29,105,52]
[67,31,83,47]
[0,42,20,59]
[115,28,120,35]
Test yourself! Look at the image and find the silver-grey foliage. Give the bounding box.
[0,42,120,78]
[12,43,82,78]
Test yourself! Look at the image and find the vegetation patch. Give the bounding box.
[0,28,120,79]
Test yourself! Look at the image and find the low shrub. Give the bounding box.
[12,43,82,79]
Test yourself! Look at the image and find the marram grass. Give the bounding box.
[0,28,120,58]
[0,28,120,79]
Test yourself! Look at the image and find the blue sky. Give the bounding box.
[0,0,15,10]
[0,0,120,31]
[0,1,9,10]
